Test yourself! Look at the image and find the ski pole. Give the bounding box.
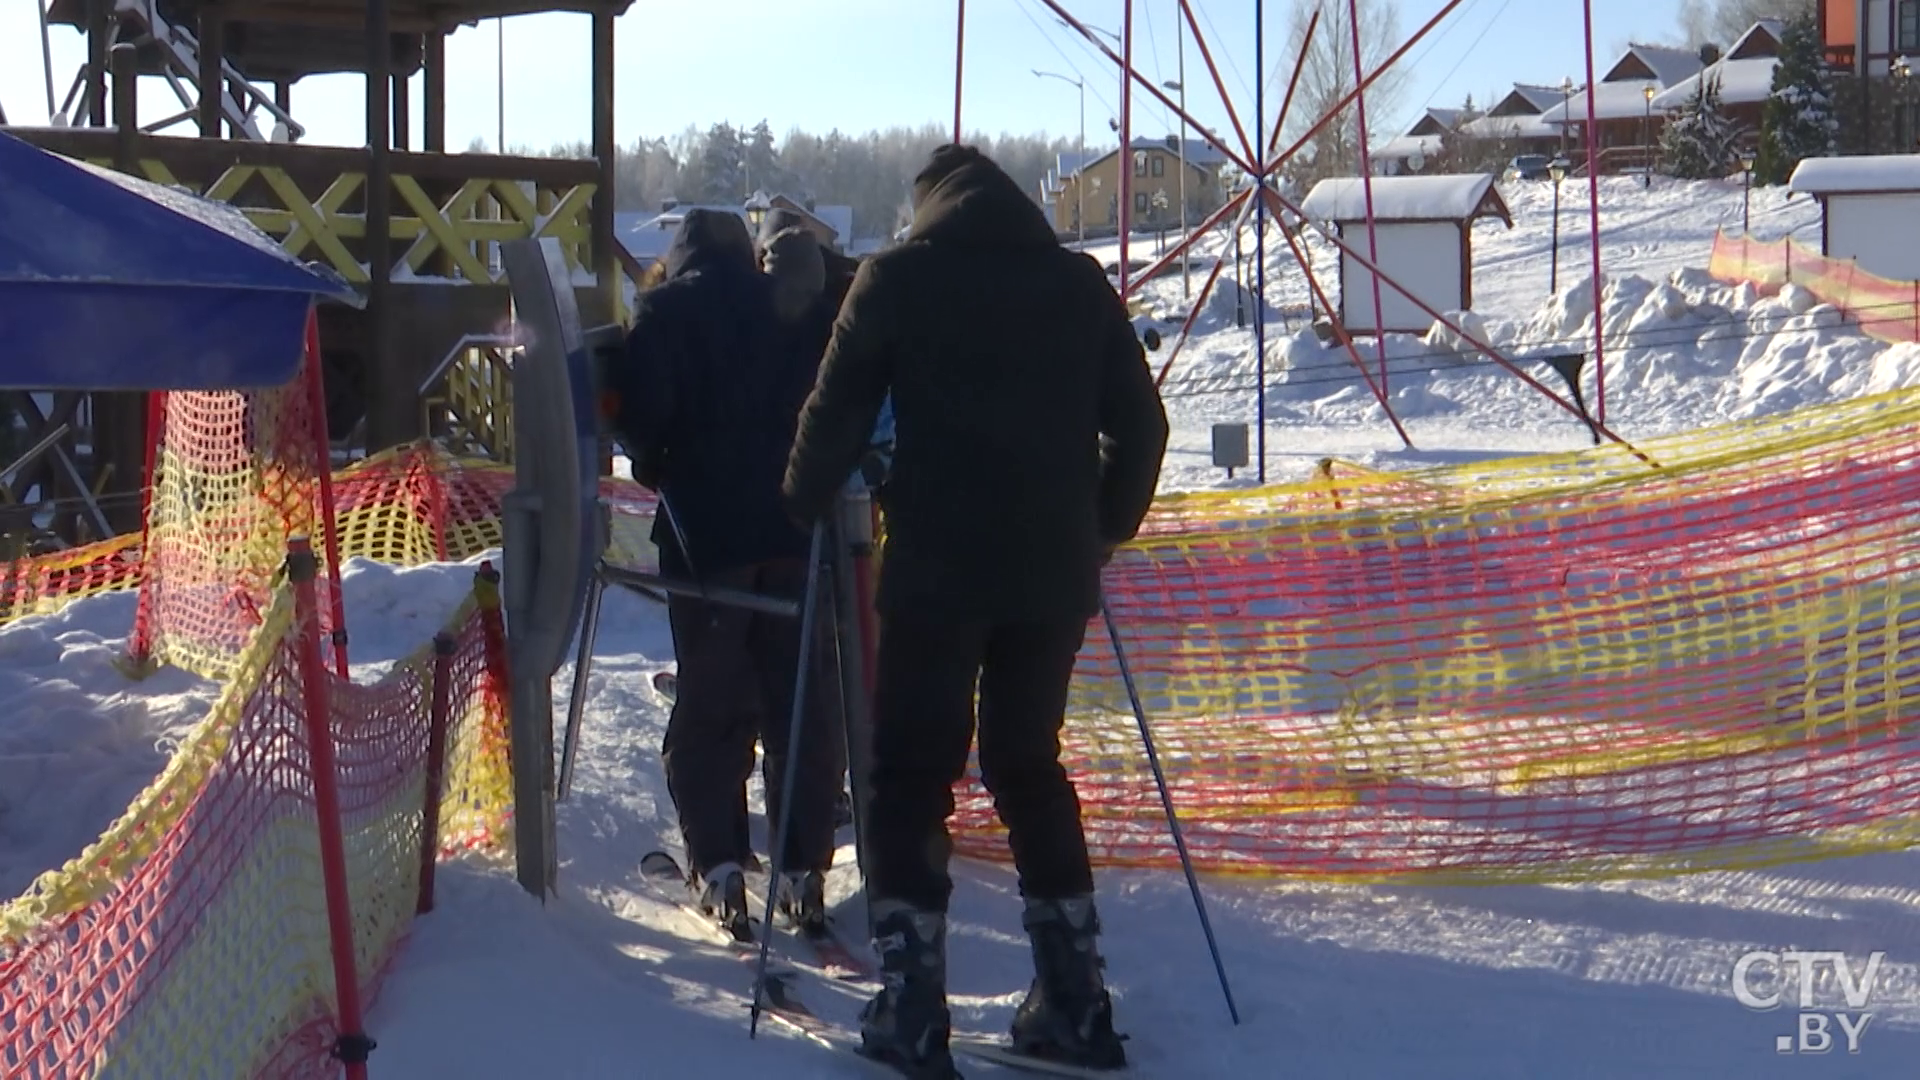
[749,520,829,1038]
[557,566,606,801]
[1100,594,1241,1025]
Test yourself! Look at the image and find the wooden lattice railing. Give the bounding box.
[10,129,598,285]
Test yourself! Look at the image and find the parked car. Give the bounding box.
[1505,155,1555,181]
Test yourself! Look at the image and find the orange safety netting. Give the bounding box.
[0,570,510,1079]
[128,348,343,682]
[1709,229,1920,345]
[947,385,1920,883]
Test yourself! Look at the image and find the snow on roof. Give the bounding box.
[1789,155,1920,195]
[1538,79,1667,123]
[1370,134,1444,161]
[1728,19,1785,60]
[1300,174,1513,226]
[813,204,854,242]
[1458,112,1561,141]
[1651,55,1778,109]
[1508,83,1573,114]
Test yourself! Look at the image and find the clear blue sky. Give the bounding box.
[1,1,1689,154]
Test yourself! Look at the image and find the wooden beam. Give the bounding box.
[199,1,226,138]
[85,0,108,127]
[366,0,404,450]
[591,10,617,320]
[424,33,447,152]
[393,45,411,151]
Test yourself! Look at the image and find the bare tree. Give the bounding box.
[1675,0,1813,50]
[1281,0,1408,182]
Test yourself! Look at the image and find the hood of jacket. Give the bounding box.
[907,146,1058,250]
[664,208,756,279]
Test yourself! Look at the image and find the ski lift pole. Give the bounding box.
[749,520,830,1038]
[1099,594,1240,1025]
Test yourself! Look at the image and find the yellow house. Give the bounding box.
[1045,138,1226,234]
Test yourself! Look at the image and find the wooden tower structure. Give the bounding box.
[5,0,631,551]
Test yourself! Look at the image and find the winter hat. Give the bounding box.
[757,207,814,252]
[764,226,826,320]
[911,144,990,209]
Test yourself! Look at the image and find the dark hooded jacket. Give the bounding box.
[609,208,813,578]
[781,146,1169,621]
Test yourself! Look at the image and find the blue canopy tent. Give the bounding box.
[0,130,362,390]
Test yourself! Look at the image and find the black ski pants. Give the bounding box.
[861,608,1095,913]
[661,559,845,880]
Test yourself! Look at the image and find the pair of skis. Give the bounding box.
[638,850,1123,1078]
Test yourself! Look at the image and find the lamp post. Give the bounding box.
[1034,69,1086,249]
[1642,83,1656,189]
[1549,157,1569,294]
[1739,149,1756,232]
[1560,76,1574,159]
[1164,80,1189,298]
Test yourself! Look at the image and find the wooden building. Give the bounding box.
[1298,174,1514,335]
[6,0,633,548]
[1789,155,1920,280]
[1538,44,1705,174]
[1043,137,1228,234]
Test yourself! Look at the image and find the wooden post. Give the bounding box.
[424,33,448,153]
[418,631,457,914]
[392,37,411,152]
[85,0,108,127]
[198,1,225,139]
[365,0,401,451]
[591,12,618,322]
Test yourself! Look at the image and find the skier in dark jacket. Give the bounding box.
[758,207,861,312]
[606,208,844,939]
[783,145,1169,1077]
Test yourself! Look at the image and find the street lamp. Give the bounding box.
[1642,84,1656,188]
[1034,69,1086,249]
[1549,157,1569,294]
[1739,149,1756,232]
[1164,80,1190,298]
[1560,76,1574,158]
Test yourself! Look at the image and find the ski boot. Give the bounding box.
[695,861,752,941]
[859,902,962,1080]
[1010,896,1127,1069]
[777,869,829,934]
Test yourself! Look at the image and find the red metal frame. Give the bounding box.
[289,535,371,1080]
[953,0,966,144]
[127,388,168,664]
[1581,0,1610,423]
[1120,1,1134,298]
[302,311,350,678]
[1346,0,1390,398]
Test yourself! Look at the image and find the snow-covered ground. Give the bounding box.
[9,176,1920,1077]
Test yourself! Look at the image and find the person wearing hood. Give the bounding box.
[604,208,845,942]
[782,145,1168,1076]
[757,207,862,311]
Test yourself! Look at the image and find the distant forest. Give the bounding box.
[498,122,1084,242]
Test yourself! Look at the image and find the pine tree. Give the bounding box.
[1755,8,1837,185]
[1660,72,1740,179]
[744,120,786,197]
[697,122,746,203]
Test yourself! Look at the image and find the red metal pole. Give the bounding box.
[1119,0,1133,299]
[289,536,373,1080]
[1177,0,1256,163]
[1271,0,1467,170]
[1260,188,1651,464]
[953,0,966,144]
[302,310,350,678]
[1581,0,1608,424]
[126,388,168,665]
[1126,186,1249,296]
[1346,0,1390,400]
[1271,211,1413,447]
[1271,10,1320,161]
[418,629,457,915]
[1039,0,1258,179]
[1154,191,1253,385]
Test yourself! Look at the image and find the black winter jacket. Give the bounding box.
[610,209,814,579]
[782,151,1169,621]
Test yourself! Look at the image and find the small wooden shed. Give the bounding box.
[1788,155,1920,282]
[1299,174,1513,334]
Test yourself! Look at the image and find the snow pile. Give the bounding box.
[0,589,217,902]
